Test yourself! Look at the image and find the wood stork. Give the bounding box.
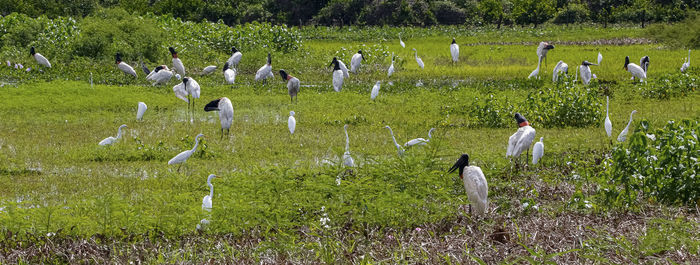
[448,154,488,216]
[280,69,300,103]
[604,96,612,138]
[681,49,690,73]
[350,50,363,73]
[450,38,459,63]
[115,53,137,78]
[624,56,646,82]
[99,124,127,146]
[202,174,218,211]
[330,59,344,92]
[412,48,424,69]
[223,62,236,84]
[404,128,435,147]
[255,53,273,85]
[288,111,296,134]
[204,97,233,139]
[136,102,147,121]
[506,113,536,165]
[580,61,598,85]
[343,124,354,167]
[169,47,185,76]
[617,110,637,142]
[536,42,554,69]
[399,33,405,48]
[202,65,217,75]
[388,54,395,77]
[640,56,649,73]
[29,47,51,68]
[227,47,242,70]
[168,133,204,171]
[147,65,174,85]
[598,52,603,65]
[384,126,405,156]
[532,137,544,165]
[528,56,542,79]
[175,77,200,119]
[552,60,568,82]
[370,81,380,100]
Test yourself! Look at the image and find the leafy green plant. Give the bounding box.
[640,70,698,99]
[525,85,603,128]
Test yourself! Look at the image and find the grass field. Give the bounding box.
[0,26,699,263]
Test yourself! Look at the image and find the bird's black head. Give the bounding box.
[357,50,362,54]
[204,98,221,112]
[641,56,649,72]
[515,113,528,126]
[223,62,230,71]
[332,60,341,71]
[30,46,36,56]
[267,53,271,65]
[545,43,554,50]
[448,154,470,179]
[182,77,189,84]
[358,50,364,60]
[231,47,238,54]
[582,60,594,66]
[624,56,630,70]
[452,38,456,44]
[279,69,288,81]
[154,65,164,73]
[329,57,338,68]
[115,53,123,63]
[168,47,177,55]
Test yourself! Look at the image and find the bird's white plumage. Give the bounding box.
[255,64,272,81]
[168,134,204,165]
[118,62,137,77]
[399,34,405,48]
[388,59,395,77]
[186,78,201,100]
[598,52,603,65]
[33,53,51,68]
[343,125,354,167]
[148,68,173,85]
[136,102,147,121]
[172,82,189,103]
[99,124,127,146]
[370,81,380,100]
[412,49,424,69]
[202,174,216,211]
[581,64,593,85]
[172,57,185,76]
[288,111,296,134]
[218,98,234,131]
[604,96,612,137]
[384,126,405,156]
[463,166,488,216]
[507,126,536,158]
[202,65,217,75]
[350,53,362,73]
[450,43,459,63]
[626,63,646,81]
[536,42,550,61]
[227,52,242,69]
[338,60,349,78]
[617,110,637,142]
[681,49,690,73]
[552,60,568,82]
[224,68,236,84]
[532,137,544,164]
[287,76,300,101]
[404,128,435,147]
[332,70,344,92]
[529,56,542,79]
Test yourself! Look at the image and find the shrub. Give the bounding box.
[432,1,467,25]
[470,94,516,128]
[647,11,700,49]
[525,85,603,128]
[640,71,699,99]
[552,3,590,24]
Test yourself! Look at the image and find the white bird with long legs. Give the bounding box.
[202,174,218,211]
[529,56,542,79]
[681,49,690,73]
[330,59,344,92]
[370,81,381,100]
[506,113,536,166]
[115,53,137,78]
[404,128,435,147]
[148,65,173,85]
[168,133,205,171]
[227,47,242,70]
[184,77,201,119]
[448,154,488,217]
[204,98,233,139]
[343,124,354,167]
[387,54,395,77]
[255,53,273,85]
[536,42,554,69]
[330,57,349,78]
[580,60,598,85]
[412,48,424,69]
[136,102,147,121]
[280,69,300,103]
[552,60,568,82]
[202,65,217,75]
[30,47,51,68]
[99,124,128,146]
[223,62,236,84]
[624,56,646,82]
[399,33,405,48]
[384,126,405,156]
[532,137,544,165]
[604,96,612,139]
[350,50,363,73]
[598,52,603,65]
[617,110,637,142]
[288,111,296,135]
[450,38,459,63]
[169,47,185,76]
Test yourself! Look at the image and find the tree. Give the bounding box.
[512,0,556,27]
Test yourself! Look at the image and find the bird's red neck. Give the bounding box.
[459,173,463,180]
[115,61,121,64]
[172,54,178,59]
[286,75,293,81]
[519,121,530,127]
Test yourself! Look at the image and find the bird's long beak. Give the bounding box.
[204,99,221,111]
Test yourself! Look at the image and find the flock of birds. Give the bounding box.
[17,37,693,224]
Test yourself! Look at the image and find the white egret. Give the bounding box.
[506,113,536,164]
[288,111,296,135]
[99,124,128,146]
[223,62,236,84]
[399,33,405,48]
[384,126,405,156]
[343,124,354,167]
[115,53,137,78]
[552,60,568,82]
[536,42,554,68]
[404,128,435,147]
[450,38,459,63]
[202,65,217,75]
[624,56,646,82]
[147,65,174,85]
[254,53,273,85]
[598,52,603,65]
[227,47,242,70]
[330,59,344,92]
[387,54,395,77]
[412,48,424,69]
[580,60,598,85]
[202,174,218,211]
[204,97,233,139]
[448,154,488,216]
[350,50,363,73]
[370,81,380,100]
[528,56,542,79]
[532,137,544,165]
[681,49,690,73]
[604,96,612,138]
[136,102,147,121]
[169,47,185,76]
[617,110,637,142]
[280,69,300,103]
[168,133,205,171]
[30,47,51,68]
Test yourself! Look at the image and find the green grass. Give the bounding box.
[0,26,699,263]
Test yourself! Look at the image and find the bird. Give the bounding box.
[598,52,603,65]
[552,60,568,82]
[204,97,233,139]
[506,113,536,164]
[404,128,435,147]
[202,65,217,75]
[330,59,344,92]
[288,111,296,134]
[169,47,185,76]
[370,81,380,100]
[168,133,205,171]
[136,102,147,121]
[399,33,405,48]
[99,124,128,146]
[412,48,424,69]
[202,174,218,211]
[172,79,189,107]
[448,154,488,217]
[227,47,242,70]
[529,56,542,79]
[343,124,354,167]
[580,60,598,85]
[30,47,51,68]
[604,96,612,138]
[255,53,273,85]
[532,137,544,165]
[387,54,395,77]
[147,65,174,85]
[350,50,363,73]
[450,38,459,63]
[536,42,554,69]
[223,62,236,84]
[115,53,137,78]
[640,56,650,73]
[141,62,150,75]
[617,110,637,142]
[681,49,690,73]
[280,69,300,103]
[174,77,200,119]
[384,126,405,156]
[624,56,647,82]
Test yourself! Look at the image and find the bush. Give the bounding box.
[470,94,516,128]
[432,1,467,25]
[512,0,556,27]
[640,71,699,99]
[525,85,603,128]
[647,11,700,49]
[552,3,590,24]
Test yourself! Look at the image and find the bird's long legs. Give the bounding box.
[220,128,224,140]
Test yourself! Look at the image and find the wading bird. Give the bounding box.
[388,54,395,77]
[30,47,51,68]
[202,65,217,75]
[173,77,200,119]
[168,133,204,171]
[399,33,405,48]
[624,56,646,82]
[169,47,185,76]
[99,124,127,146]
[640,56,650,73]
[370,81,380,100]
[384,126,405,156]
[147,65,174,85]
[604,96,612,138]
[552,60,568,82]
[529,56,542,79]
[450,38,459,63]
[288,111,296,135]
[412,48,424,69]
[330,59,344,92]
[136,102,147,121]
[404,128,435,147]
[350,50,363,73]
[448,154,488,217]
[227,47,242,70]
[204,97,233,139]
[115,53,137,78]
[617,110,637,142]
[343,124,354,167]
[536,42,554,69]
[580,60,598,85]
[598,52,603,65]
[532,137,544,165]
[506,113,536,165]
[255,53,273,85]
[223,62,236,84]
[280,69,300,103]
[330,57,349,78]
[202,174,218,211]
[681,49,690,73]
